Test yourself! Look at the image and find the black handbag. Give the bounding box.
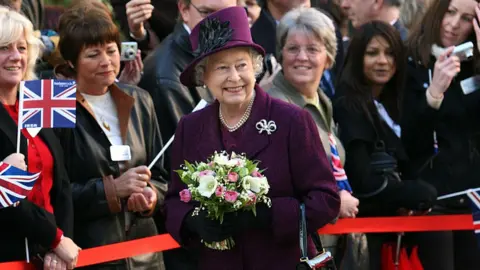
[296,204,337,270]
[355,140,401,199]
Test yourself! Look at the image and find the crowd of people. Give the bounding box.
[0,0,479,269]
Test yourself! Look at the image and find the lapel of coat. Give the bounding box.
[196,102,224,159]
[236,87,271,159]
[0,104,28,155]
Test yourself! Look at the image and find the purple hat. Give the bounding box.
[180,6,265,88]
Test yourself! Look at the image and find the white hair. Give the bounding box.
[276,7,337,67]
[0,6,43,80]
[194,47,264,86]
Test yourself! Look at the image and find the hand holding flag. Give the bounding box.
[0,162,40,209]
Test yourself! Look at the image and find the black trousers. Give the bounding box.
[367,230,480,270]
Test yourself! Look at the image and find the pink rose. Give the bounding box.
[252,171,263,177]
[199,170,214,177]
[228,172,239,182]
[179,189,192,203]
[215,185,225,197]
[246,192,257,206]
[224,191,239,203]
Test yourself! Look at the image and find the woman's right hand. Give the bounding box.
[114,166,150,198]
[429,46,461,97]
[339,190,359,218]
[52,237,81,269]
[2,153,27,171]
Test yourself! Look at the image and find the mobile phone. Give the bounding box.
[120,41,138,61]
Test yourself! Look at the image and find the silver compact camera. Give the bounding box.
[120,42,138,61]
[452,42,474,62]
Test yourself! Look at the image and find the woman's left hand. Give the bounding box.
[118,50,144,86]
[127,186,157,212]
[474,3,480,53]
[339,190,359,218]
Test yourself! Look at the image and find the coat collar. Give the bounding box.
[196,85,272,160]
[0,104,20,148]
[76,83,135,143]
[272,72,333,131]
[173,23,194,57]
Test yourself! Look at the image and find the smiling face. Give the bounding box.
[281,30,330,90]
[75,42,120,91]
[363,35,396,86]
[439,0,477,47]
[202,47,256,107]
[0,35,28,90]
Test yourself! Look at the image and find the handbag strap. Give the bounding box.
[300,203,308,260]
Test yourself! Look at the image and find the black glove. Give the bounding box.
[396,179,437,211]
[235,203,272,231]
[184,210,237,242]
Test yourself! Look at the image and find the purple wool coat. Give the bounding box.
[165,87,340,270]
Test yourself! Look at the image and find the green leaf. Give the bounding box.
[185,161,195,172]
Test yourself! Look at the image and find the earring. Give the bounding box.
[203,84,207,89]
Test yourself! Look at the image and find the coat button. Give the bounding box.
[459,198,465,204]
[408,57,413,62]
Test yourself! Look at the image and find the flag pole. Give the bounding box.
[147,100,208,170]
[437,188,480,200]
[17,81,30,263]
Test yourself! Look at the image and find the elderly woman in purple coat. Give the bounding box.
[164,6,340,270]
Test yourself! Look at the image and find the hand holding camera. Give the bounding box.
[126,0,154,40]
[429,46,461,97]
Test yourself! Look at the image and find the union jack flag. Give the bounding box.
[19,80,76,129]
[328,133,352,192]
[467,190,480,247]
[0,162,40,209]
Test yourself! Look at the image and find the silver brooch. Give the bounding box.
[256,120,277,135]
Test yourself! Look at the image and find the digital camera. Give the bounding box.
[452,42,474,62]
[120,42,138,61]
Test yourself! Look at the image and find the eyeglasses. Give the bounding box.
[190,2,214,18]
[283,45,323,57]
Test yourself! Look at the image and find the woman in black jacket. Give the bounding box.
[0,7,79,269]
[403,0,480,268]
[55,3,168,269]
[334,21,438,270]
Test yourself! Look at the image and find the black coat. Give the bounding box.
[402,56,480,210]
[138,23,213,166]
[0,105,73,262]
[56,83,168,269]
[334,96,437,216]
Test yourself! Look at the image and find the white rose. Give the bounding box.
[258,177,270,195]
[197,175,218,198]
[249,177,262,194]
[242,176,253,190]
[213,154,229,166]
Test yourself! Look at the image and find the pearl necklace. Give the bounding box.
[219,91,256,132]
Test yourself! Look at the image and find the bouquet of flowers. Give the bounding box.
[176,151,272,250]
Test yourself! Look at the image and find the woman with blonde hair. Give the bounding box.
[0,6,80,270]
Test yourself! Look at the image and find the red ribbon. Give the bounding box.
[0,214,474,269]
